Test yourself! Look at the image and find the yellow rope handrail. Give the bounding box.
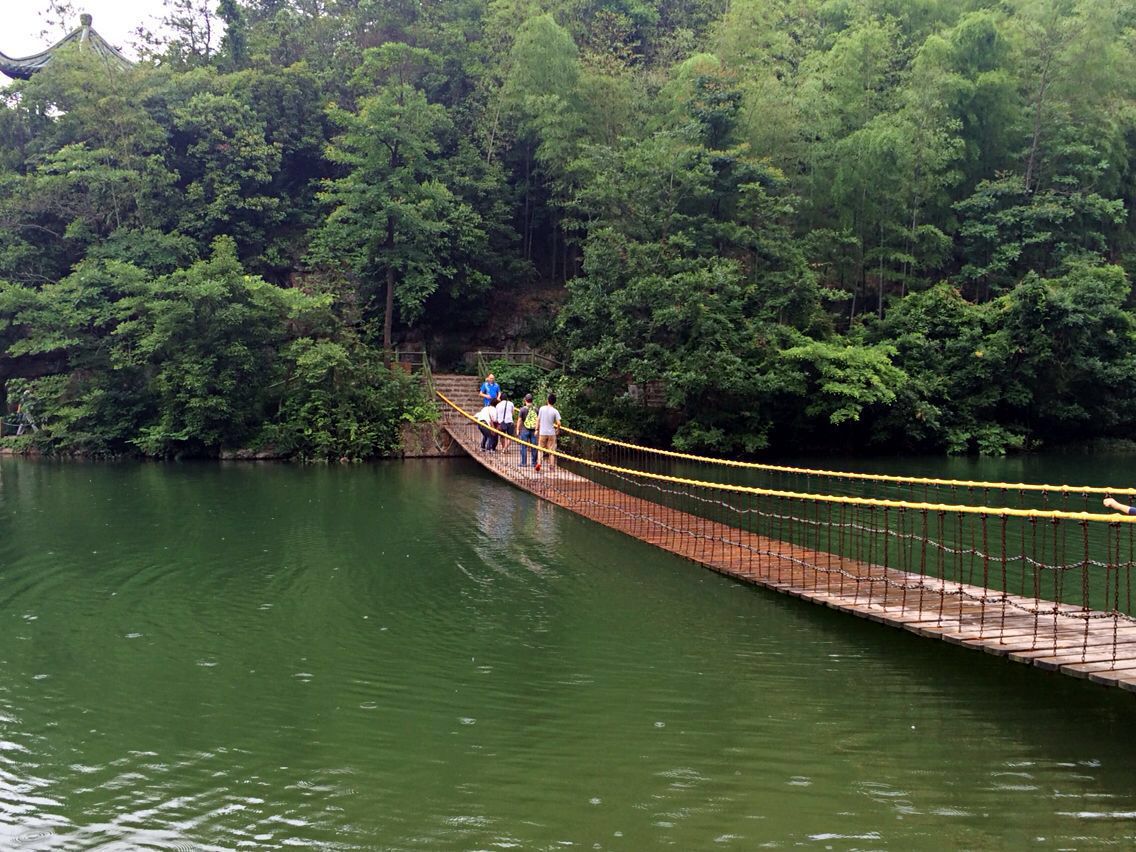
[437,393,1136,523]
[559,424,1135,497]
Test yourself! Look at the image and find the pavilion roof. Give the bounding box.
[0,15,131,80]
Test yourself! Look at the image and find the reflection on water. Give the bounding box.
[0,456,1135,848]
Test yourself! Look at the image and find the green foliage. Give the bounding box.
[256,338,411,460]
[112,238,293,456]
[867,265,1136,453]
[484,359,548,402]
[172,91,283,256]
[401,383,441,424]
[865,282,1000,452]
[0,240,411,459]
[0,260,152,455]
[560,230,787,453]
[998,263,1136,439]
[502,14,585,169]
[779,339,907,426]
[956,169,1126,297]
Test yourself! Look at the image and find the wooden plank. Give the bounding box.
[1009,646,1136,670]
[956,634,1136,659]
[1058,657,1136,675]
[1087,668,1136,688]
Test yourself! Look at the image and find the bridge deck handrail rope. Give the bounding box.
[559,424,1136,497]
[438,393,1136,523]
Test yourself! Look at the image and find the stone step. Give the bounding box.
[427,375,487,414]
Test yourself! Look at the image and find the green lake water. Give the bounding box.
[1,455,1136,850]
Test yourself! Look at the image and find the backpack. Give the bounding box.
[523,405,539,430]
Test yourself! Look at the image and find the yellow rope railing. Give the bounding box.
[438,393,1136,523]
[559,424,1135,496]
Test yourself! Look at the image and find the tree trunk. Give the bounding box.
[383,214,395,367]
[384,265,395,364]
[904,195,918,299]
[523,148,533,260]
[1024,88,1047,192]
[878,221,885,319]
[485,101,501,165]
[1024,55,1053,194]
[549,216,557,282]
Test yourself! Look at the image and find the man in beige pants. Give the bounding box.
[534,393,561,472]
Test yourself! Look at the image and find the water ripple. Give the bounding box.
[0,459,1134,849]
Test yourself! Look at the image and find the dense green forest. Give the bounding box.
[1,0,1135,458]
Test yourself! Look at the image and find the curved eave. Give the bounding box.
[0,50,52,80]
[0,25,132,80]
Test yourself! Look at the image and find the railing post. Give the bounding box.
[420,350,436,402]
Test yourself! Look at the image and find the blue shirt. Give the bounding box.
[480,381,500,407]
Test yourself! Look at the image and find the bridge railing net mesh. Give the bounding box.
[440,395,1136,662]
[559,425,1136,514]
[578,461,1136,615]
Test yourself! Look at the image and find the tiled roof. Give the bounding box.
[0,15,131,80]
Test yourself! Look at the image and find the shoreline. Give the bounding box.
[0,422,467,462]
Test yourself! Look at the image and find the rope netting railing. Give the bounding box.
[559,424,1136,513]
[439,394,1136,670]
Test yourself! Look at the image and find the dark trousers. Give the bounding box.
[479,425,498,451]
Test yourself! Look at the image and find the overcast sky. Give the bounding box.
[3,1,167,59]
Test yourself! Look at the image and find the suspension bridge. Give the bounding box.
[431,374,1136,693]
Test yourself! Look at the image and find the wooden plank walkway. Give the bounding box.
[443,415,1136,693]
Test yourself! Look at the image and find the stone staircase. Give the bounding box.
[431,373,484,418]
[399,372,480,459]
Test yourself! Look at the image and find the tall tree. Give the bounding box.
[309,43,486,355]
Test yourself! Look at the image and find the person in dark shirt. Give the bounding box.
[516,393,537,467]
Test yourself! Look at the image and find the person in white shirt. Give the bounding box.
[474,404,497,451]
[495,394,515,449]
[535,393,561,471]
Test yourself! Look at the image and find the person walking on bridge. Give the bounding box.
[534,393,561,472]
[479,373,500,408]
[475,404,498,451]
[495,392,515,450]
[516,393,538,467]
